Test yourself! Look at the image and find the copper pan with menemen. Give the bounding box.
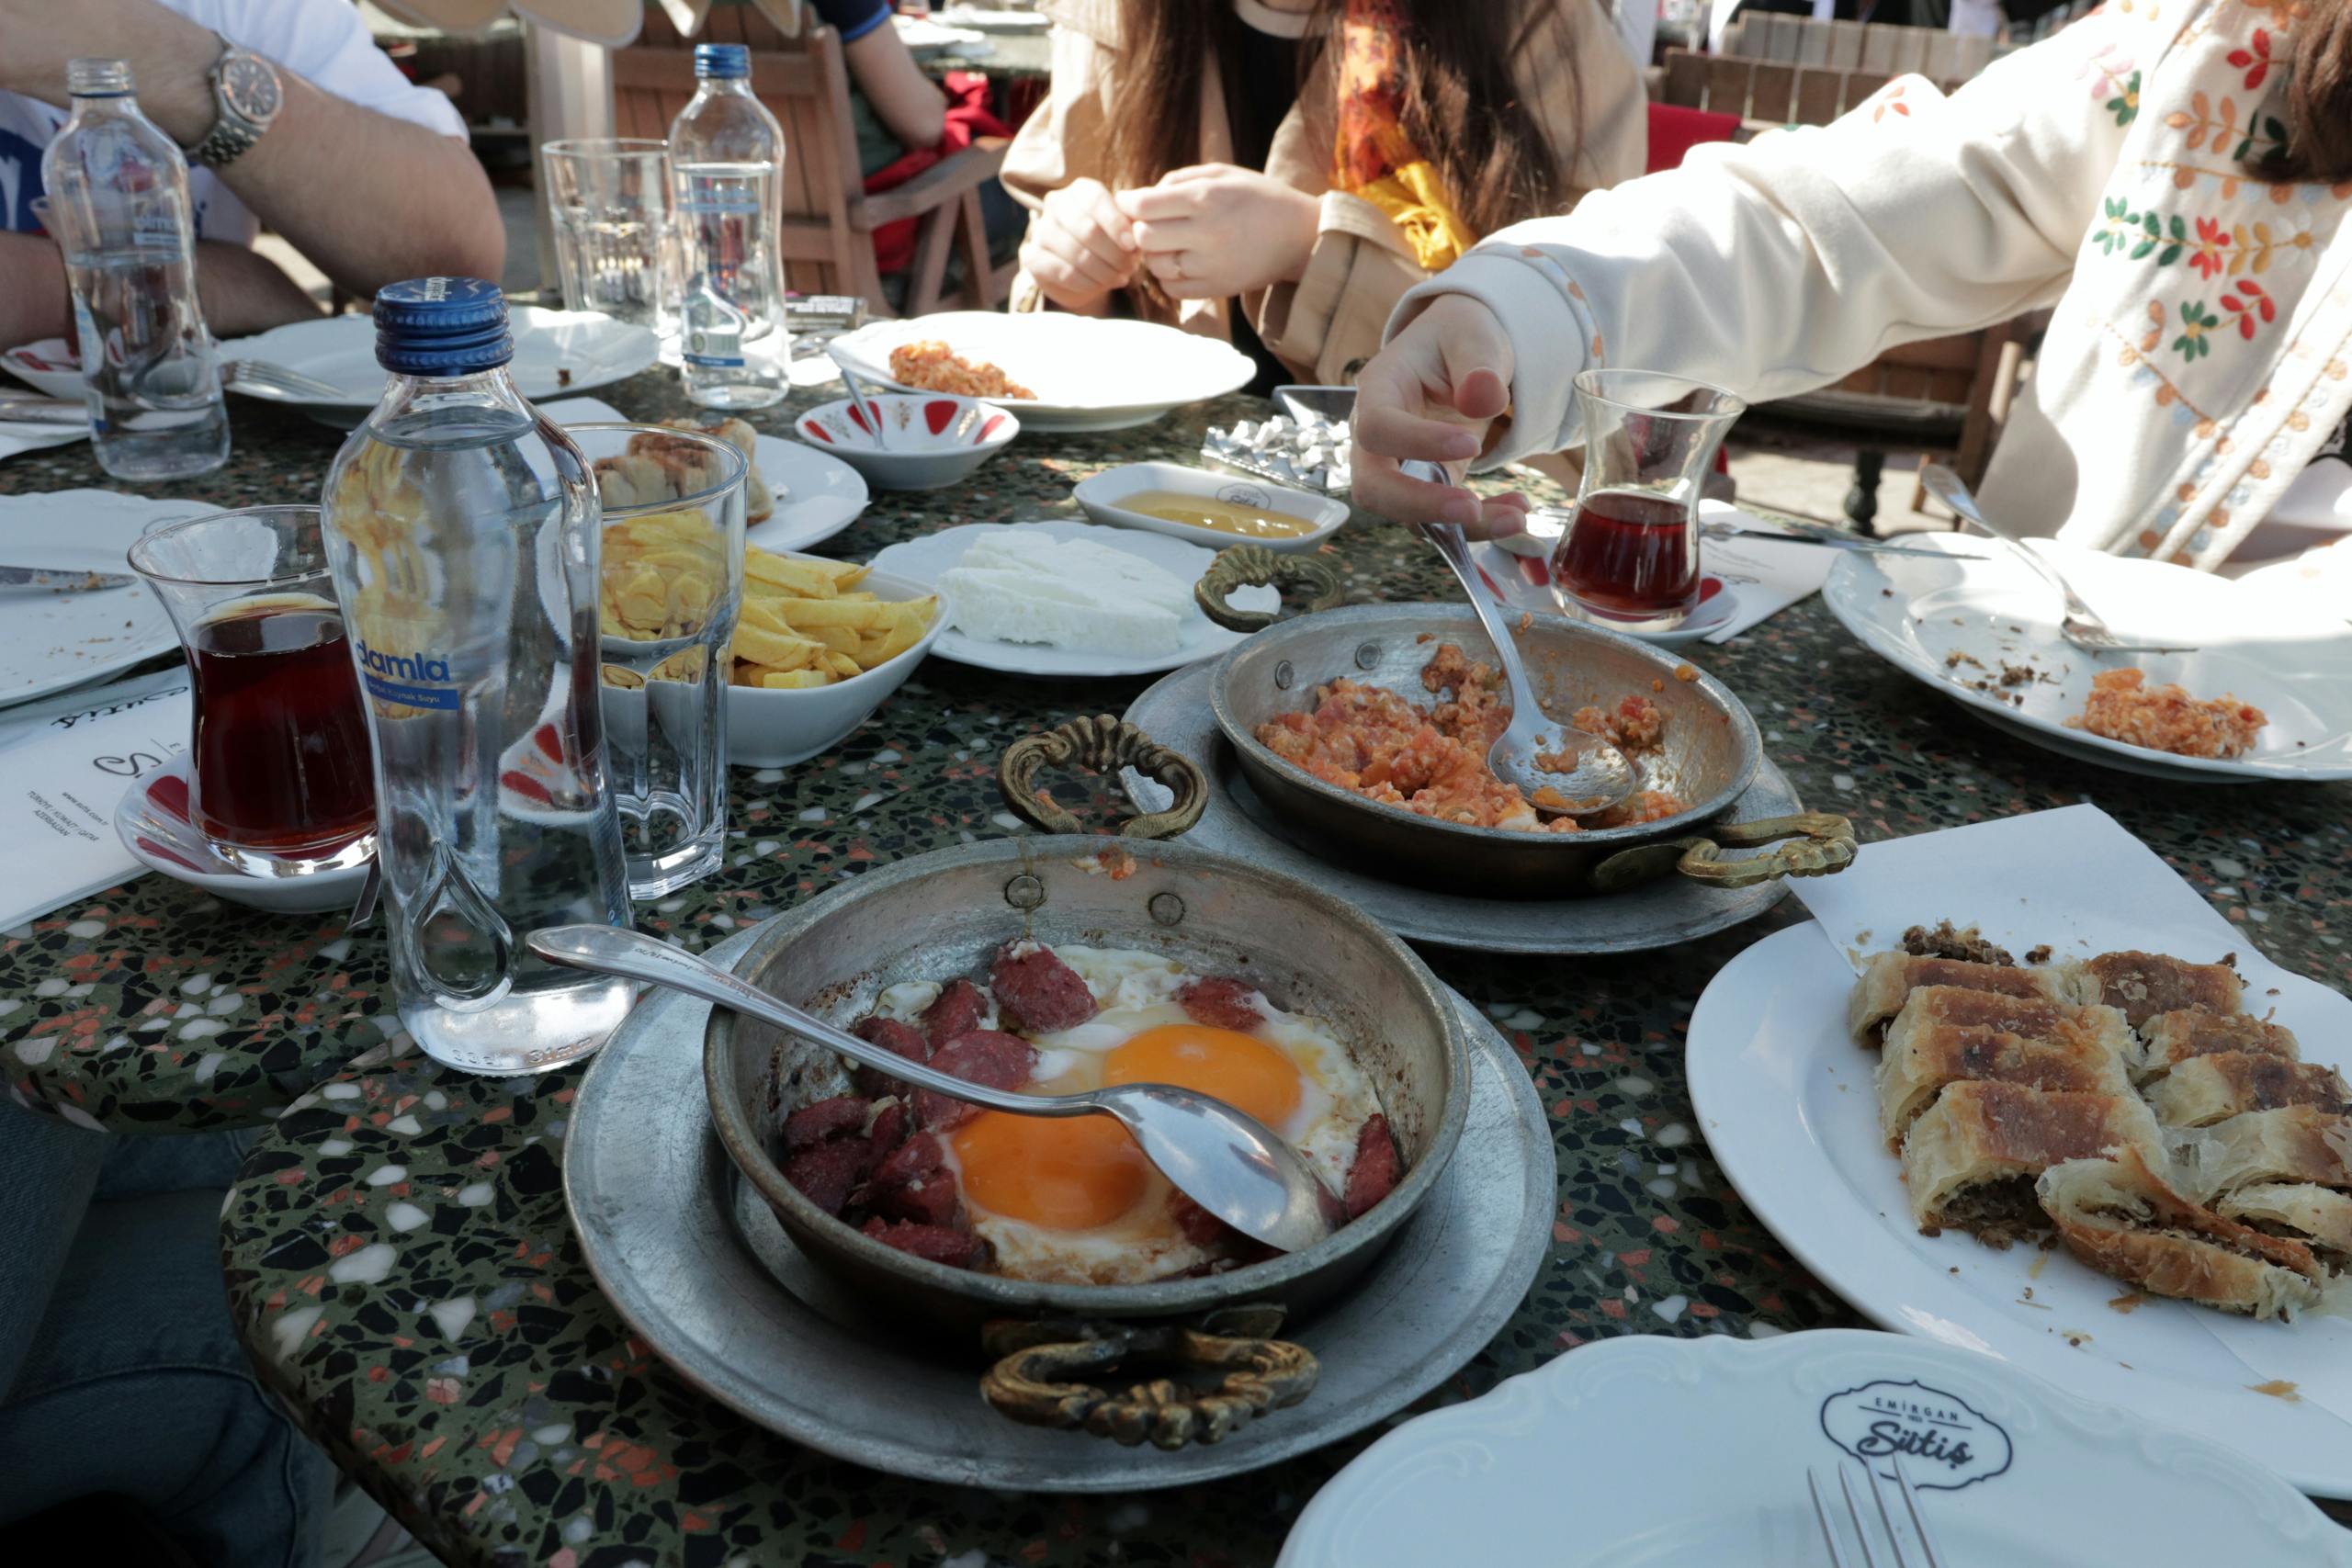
[1185,550,1855,899]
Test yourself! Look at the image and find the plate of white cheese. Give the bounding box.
[865,519,1276,676]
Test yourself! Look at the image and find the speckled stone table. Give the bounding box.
[6,372,2350,1565]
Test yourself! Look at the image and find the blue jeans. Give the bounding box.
[0,1101,334,1567]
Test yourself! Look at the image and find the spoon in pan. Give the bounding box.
[1419,519,1636,818]
[526,925,1347,1253]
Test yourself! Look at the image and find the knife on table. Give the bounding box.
[0,397,88,426]
[0,564,137,592]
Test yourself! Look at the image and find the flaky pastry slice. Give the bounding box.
[1847,953,2098,1043]
[1902,1081,2161,1246]
[2038,1147,2324,1319]
[1877,993,2133,1147]
[2145,1052,2350,1128]
[2085,950,2243,1027]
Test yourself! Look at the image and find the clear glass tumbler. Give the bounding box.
[1551,370,1746,630]
[572,422,747,897]
[125,506,377,876]
[540,138,678,336]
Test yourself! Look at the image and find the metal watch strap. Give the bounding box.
[189,39,270,168]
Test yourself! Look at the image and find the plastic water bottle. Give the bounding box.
[40,58,229,480]
[321,278,634,1077]
[669,42,786,409]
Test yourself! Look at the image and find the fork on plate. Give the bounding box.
[1808,1457,1951,1568]
[1919,463,2197,655]
[218,358,352,401]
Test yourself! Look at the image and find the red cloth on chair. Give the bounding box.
[1644,103,1741,175]
[863,73,1012,276]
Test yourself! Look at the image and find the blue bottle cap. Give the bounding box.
[694,42,750,79]
[372,276,514,377]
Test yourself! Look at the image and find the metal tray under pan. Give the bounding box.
[1205,604,1850,900]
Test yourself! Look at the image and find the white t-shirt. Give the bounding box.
[0,0,466,248]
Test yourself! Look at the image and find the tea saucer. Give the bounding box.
[114,757,371,915]
[1469,542,1739,646]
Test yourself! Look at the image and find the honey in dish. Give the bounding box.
[1121,487,1315,540]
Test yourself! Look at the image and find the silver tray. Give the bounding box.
[1123,658,1802,954]
[563,926,1555,1492]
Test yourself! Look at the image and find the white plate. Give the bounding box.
[1074,460,1348,555]
[2,337,86,399]
[220,307,660,430]
[1470,539,1740,645]
[1823,532,2352,781]
[1279,1329,2352,1566]
[866,519,1273,677]
[112,755,368,915]
[0,490,208,708]
[826,311,1255,433]
[1687,919,2352,1497]
[547,397,871,555]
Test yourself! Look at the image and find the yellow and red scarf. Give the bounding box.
[1331,0,1476,270]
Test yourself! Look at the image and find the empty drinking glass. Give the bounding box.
[1551,370,1746,630]
[126,506,377,876]
[572,422,747,896]
[541,138,678,335]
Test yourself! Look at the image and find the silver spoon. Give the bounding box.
[1419,520,1636,818]
[526,924,1345,1254]
[1920,464,2197,654]
[831,361,893,450]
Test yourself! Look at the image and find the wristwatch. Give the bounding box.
[187,37,283,168]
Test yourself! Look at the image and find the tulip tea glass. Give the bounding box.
[575,422,748,897]
[126,505,377,874]
[1552,370,1746,631]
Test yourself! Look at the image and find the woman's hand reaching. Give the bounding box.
[1114,164,1321,300]
[1349,295,1531,536]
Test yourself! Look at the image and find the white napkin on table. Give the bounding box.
[0,418,86,463]
[0,674,190,935]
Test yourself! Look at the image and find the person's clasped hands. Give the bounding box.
[1017,164,1320,313]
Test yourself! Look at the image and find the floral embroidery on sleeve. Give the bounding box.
[2173,299,2221,358]
[2227,28,2276,88]
[2108,71,2143,125]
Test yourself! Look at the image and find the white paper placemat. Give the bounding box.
[0,674,189,933]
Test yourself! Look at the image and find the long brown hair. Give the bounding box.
[1102,0,1580,242]
[2255,0,2352,183]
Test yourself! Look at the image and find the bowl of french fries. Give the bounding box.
[725,545,946,767]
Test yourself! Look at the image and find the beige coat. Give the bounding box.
[1404,0,2352,568]
[1001,0,1645,386]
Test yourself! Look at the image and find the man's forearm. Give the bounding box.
[0,231,321,346]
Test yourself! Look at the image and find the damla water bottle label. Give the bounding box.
[355,639,460,711]
[683,351,746,368]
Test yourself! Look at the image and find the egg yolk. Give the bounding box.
[952,1111,1151,1230]
[1102,1024,1303,1129]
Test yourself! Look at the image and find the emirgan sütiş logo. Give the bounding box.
[356,639,459,711]
[1818,1379,2014,1491]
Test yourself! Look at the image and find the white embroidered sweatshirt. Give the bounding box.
[1391,0,2352,570]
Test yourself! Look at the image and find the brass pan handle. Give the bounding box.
[996,716,1209,840]
[978,1310,1318,1450]
[1194,544,1344,633]
[1591,811,1858,895]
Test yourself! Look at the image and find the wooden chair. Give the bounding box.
[612,8,1014,317]
[1657,47,2027,528]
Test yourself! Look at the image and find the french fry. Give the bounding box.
[729,547,933,690]
[757,669,831,689]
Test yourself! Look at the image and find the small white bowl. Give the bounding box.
[3,338,85,399]
[1073,460,1348,554]
[724,564,950,767]
[794,394,1017,492]
[113,756,372,916]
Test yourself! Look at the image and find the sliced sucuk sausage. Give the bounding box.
[913,1030,1038,1132]
[781,1094,870,1153]
[869,1165,962,1227]
[865,1100,907,1166]
[922,978,989,1050]
[1175,976,1265,1032]
[989,942,1098,1032]
[872,1128,944,1190]
[851,1015,929,1099]
[1344,1113,1402,1220]
[859,1218,990,1270]
[784,1137,869,1216]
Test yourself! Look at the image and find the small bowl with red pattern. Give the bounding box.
[794,393,1018,492]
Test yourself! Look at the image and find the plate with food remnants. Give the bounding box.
[1688,805,2352,1497]
[550,397,870,555]
[867,519,1274,677]
[1821,531,2352,782]
[825,312,1255,433]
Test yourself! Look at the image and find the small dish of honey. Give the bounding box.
[1075,461,1349,555]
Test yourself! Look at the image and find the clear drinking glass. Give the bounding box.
[1551,370,1746,630]
[574,422,748,897]
[125,506,377,875]
[541,138,678,336]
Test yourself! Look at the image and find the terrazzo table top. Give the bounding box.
[6,374,2350,1564]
